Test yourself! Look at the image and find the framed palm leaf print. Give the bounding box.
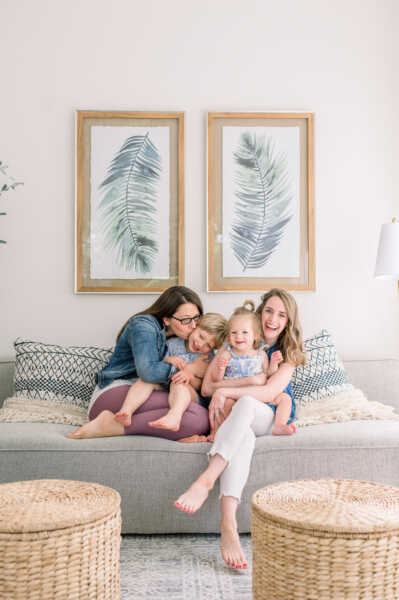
[207,112,314,291]
[76,111,184,293]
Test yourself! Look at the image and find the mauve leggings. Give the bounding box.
[88,386,210,441]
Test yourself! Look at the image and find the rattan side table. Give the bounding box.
[0,479,121,600]
[251,479,399,600]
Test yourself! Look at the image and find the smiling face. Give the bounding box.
[187,327,216,354]
[163,302,201,339]
[261,295,288,346]
[228,315,256,354]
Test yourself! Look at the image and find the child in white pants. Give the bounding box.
[174,289,306,571]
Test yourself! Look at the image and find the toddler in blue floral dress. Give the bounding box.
[208,301,296,438]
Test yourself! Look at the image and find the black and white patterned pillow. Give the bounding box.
[292,330,353,405]
[13,338,113,410]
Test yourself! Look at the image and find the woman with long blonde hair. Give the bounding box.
[174,288,305,570]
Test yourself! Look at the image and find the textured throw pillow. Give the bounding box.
[292,329,353,406]
[13,338,113,411]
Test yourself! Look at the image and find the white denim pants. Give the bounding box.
[209,395,275,501]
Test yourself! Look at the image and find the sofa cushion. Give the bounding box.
[13,338,112,411]
[1,420,399,534]
[292,329,353,405]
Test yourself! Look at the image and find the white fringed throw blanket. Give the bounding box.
[0,388,398,428]
[295,387,399,427]
[0,396,88,426]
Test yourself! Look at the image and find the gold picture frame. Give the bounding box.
[207,112,314,291]
[76,111,184,293]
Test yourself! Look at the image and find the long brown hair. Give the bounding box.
[116,286,203,342]
[256,288,306,366]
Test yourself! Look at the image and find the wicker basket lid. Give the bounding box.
[252,479,399,534]
[0,479,121,533]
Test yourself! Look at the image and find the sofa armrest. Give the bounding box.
[344,359,399,410]
[0,362,14,408]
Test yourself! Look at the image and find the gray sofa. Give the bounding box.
[1,358,399,534]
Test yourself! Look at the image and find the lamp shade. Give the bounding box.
[374,221,399,279]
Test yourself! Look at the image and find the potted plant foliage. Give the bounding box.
[0,161,23,244]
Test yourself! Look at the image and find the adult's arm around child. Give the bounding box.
[201,347,268,397]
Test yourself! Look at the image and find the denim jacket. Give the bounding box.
[96,314,172,389]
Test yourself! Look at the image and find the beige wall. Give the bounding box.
[1,0,398,359]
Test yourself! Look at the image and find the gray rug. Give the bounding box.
[120,534,252,599]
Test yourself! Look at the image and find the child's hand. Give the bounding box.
[171,368,192,385]
[270,351,283,366]
[216,350,231,377]
[217,351,230,373]
[164,356,187,371]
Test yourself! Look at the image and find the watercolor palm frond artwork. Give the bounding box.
[98,133,161,274]
[230,132,293,272]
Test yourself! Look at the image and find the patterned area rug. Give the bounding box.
[120,534,252,599]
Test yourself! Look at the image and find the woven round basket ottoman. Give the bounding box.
[0,479,121,600]
[251,478,399,600]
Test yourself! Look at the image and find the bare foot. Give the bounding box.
[178,435,208,443]
[220,524,248,569]
[148,413,181,432]
[272,423,296,436]
[206,432,215,443]
[114,411,132,427]
[174,481,210,514]
[67,410,124,439]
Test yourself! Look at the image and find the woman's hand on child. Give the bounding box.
[171,368,192,385]
[171,358,208,386]
[164,356,187,371]
[209,396,235,436]
[209,388,228,431]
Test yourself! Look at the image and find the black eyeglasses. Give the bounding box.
[171,314,201,326]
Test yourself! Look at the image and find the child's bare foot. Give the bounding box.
[178,434,208,443]
[174,481,210,514]
[67,410,124,439]
[148,413,181,432]
[272,423,296,435]
[114,411,132,426]
[220,524,248,569]
[206,432,215,443]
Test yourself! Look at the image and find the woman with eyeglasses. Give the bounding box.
[68,286,210,440]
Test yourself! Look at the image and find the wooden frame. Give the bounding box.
[207,112,314,291]
[76,111,184,293]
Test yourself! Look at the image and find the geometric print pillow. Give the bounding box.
[13,338,113,411]
[291,330,353,406]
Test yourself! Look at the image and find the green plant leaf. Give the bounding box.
[230,132,293,272]
[98,133,160,273]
